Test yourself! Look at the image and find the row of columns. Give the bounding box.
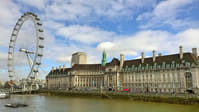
[75,76,103,88]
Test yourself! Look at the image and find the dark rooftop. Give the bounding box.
[48,68,71,76]
[123,53,197,68]
[106,58,120,66]
[47,52,198,76]
[72,64,105,71]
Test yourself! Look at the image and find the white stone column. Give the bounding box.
[196,68,199,88]
[191,68,198,88]
[179,69,185,92]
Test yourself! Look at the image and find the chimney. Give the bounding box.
[120,54,124,70]
[59,65,61,72]
[141,52,144,63]
[192,48,198,59]
[158,53,162,56]
[52,67,54,72]
[153,50,156,62]
[63,64,66,71]
[179,46,183,59]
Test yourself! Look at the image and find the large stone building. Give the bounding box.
[46,46,199,93]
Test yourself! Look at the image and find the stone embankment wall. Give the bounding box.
[39,89,199,105]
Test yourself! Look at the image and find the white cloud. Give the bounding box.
[175,28,199,48]
[43,20,64,30]
[0,0,21,27]
[56,56,71,63]
[44,39,100,64]
[56,25,115,44]
[137,0,196,29]
[15,21,37,49]
[0,27,11,48]
[0,0,21,48]
[43,0,156,21]
[136,12,152,21]
[45,0,91,21]
[97,30,170,57]
[97,42,115,50]
[0,0,21,81]
[19,0,46,9]
[153,0,192,19]
[97,28,199,58]
[0,51,29,80]
[0,53,8,69]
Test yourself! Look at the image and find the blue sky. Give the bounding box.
[0,0,199,81]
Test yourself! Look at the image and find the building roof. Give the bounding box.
[47,52,198,76]
[48,68,71,76]
[72,64,105,71]
[106,58,120,66]
[123,53,197,68]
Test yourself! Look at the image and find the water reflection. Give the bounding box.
[0,95,198,112]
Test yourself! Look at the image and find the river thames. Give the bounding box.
[0,95,199,112]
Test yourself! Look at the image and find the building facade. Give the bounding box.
[46,47,199,93]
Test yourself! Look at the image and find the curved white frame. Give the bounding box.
[8,12,44,81]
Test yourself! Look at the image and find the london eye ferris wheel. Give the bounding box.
[8,12,44,84]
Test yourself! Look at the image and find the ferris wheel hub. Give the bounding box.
[19,48,34,54]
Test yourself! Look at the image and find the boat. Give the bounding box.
[5,103,28,108]
[0,92,9,99]
[5,103,18,108]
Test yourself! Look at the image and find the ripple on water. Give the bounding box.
[0,95,199,112]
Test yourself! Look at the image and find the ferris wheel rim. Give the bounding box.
[8,12,44,81]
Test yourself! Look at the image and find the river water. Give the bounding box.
[0,95,199,112]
